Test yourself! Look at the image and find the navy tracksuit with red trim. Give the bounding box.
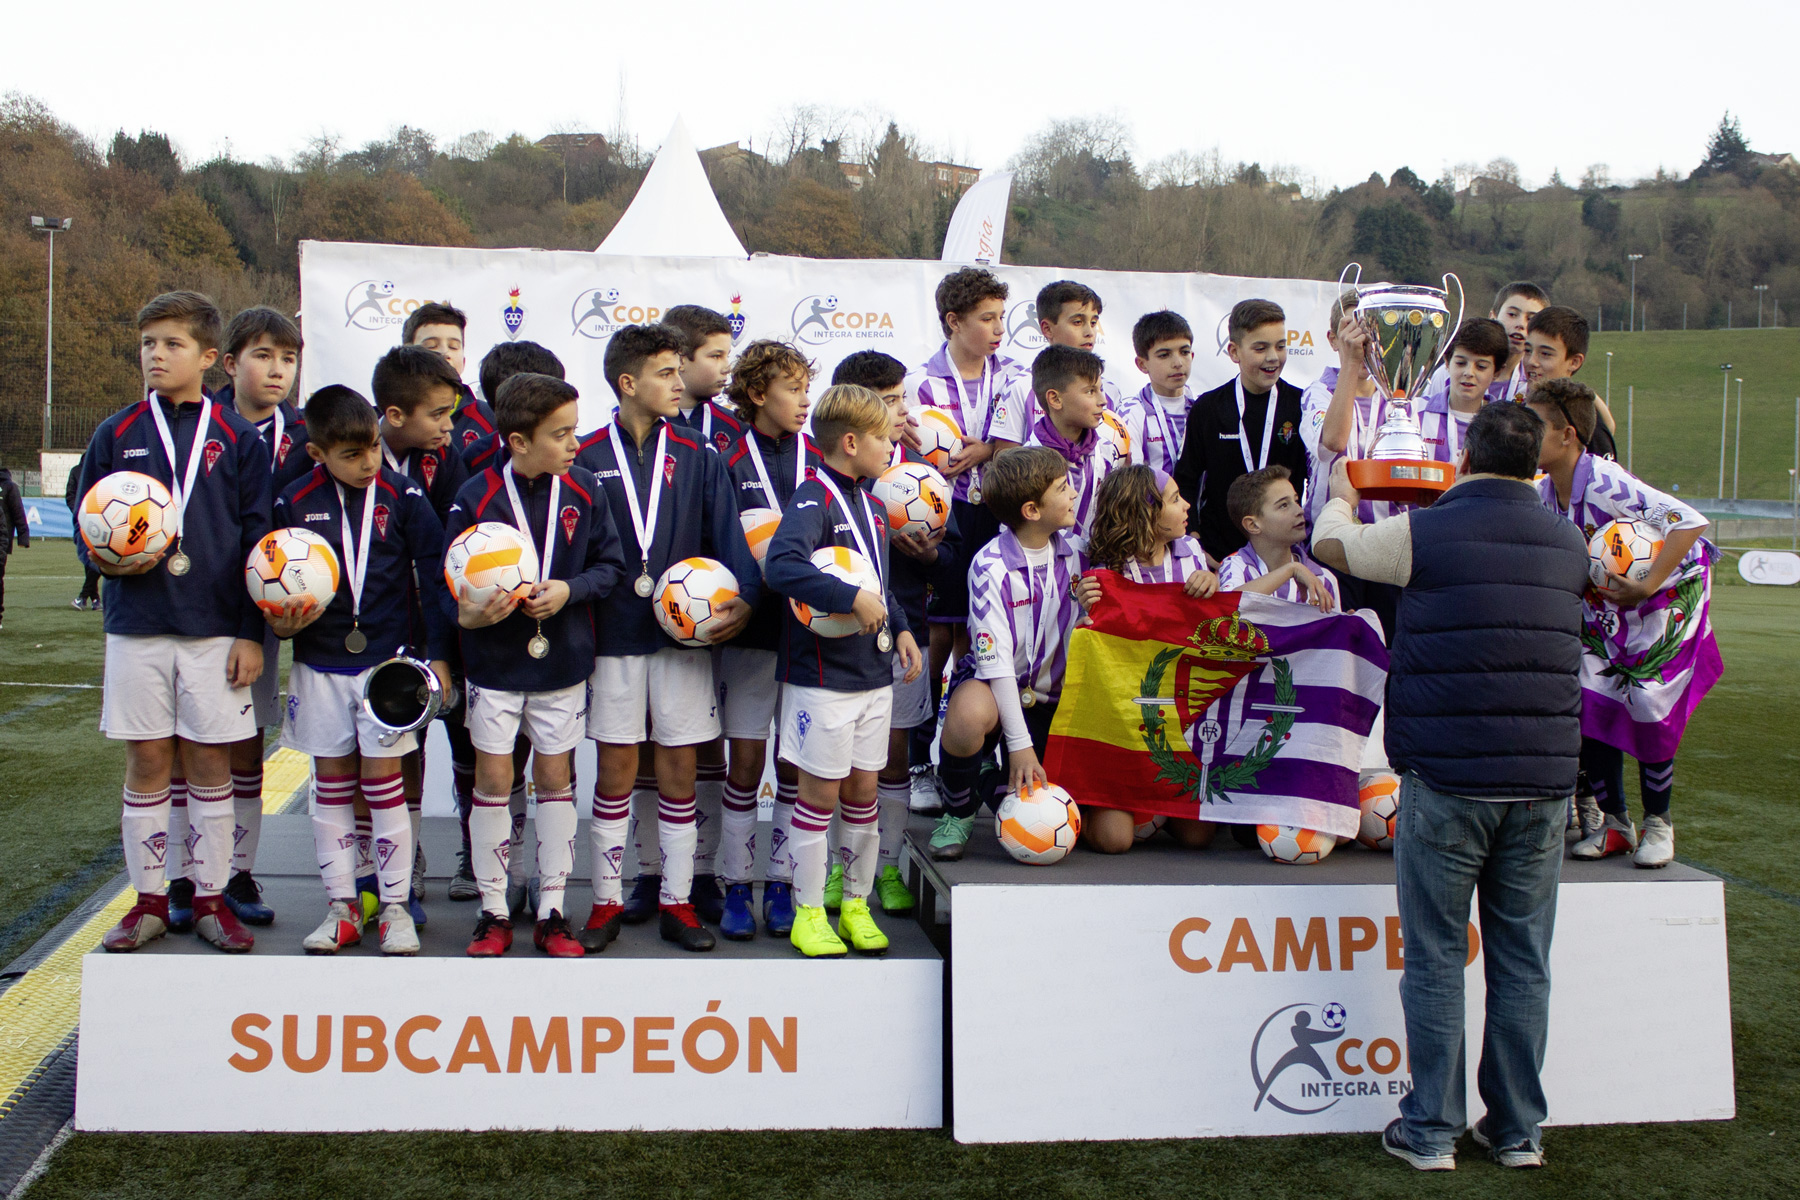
[450,384,498,465]
[724,425,821,653]
[671,398,744,456]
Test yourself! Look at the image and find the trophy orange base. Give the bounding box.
[1346,458,1455,507]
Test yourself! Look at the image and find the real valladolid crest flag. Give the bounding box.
[1045,574,1390,839]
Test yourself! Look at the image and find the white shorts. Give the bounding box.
[890,654,931,731]
[281,662,416,759]
[587,648,719,746]
[99,634,256,744]
[779,684,893,779]
[249,625,280,729]
[465,679,588,756]
[719,647,780,741]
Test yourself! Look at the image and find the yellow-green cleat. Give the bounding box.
[836,897,889,956]
[875,864,914,913]
[790,903,848,958]
[822,862,845,910]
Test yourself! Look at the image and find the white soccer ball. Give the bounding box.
[1356,771,1400,851]
[1097,410,1133,468]
[872,461,950,538]
[1588,518,1664,587]
[655,557,741,647]
[739,507,781,576]
[995,782,1082,865]
[914,408,964,475]
[1257,824,1337,866]
[444,522,539,606]
[245,528,341,615]
[79,471,174,566]
[789,545,880,638]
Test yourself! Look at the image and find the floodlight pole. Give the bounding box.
[1605,351,1613,409]
[1719,364,1733,498]
[30,217,72,452]
[1628,254,1643,332]
[1734,378,1744,500]
[1754,284,1768,328]
[1627,386,1634,472]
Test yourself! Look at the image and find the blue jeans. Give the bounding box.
[1395,773,1565,1154]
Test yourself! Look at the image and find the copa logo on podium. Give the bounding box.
[789,295,897,347]
[571,287,666,340]
[1249,1001,1411,1116]
[344,281,431,331]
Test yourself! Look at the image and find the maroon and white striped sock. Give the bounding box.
[719,780,760,885]
[790,799,835,908]
[122,785,172,895]
[589,790,631,906]
[311,773,359,901]
[656,794,697,907]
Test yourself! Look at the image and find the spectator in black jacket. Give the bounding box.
[65,453,101,609]
[0,465,30,630]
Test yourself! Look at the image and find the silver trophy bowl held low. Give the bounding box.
[362,656,453,748]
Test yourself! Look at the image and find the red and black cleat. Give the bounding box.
[466,912,514,957]
[578,902,625,953]
[102,893,171,952]
[193,894,256,953]
[533,910,586,958]
[659,903,716,953]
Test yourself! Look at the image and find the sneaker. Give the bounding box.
[356,875,379,925]
[1382,1119,1455,1171]
[790,904,848,958]
[303,899,363,954]
[71,597,85,610]
[506,877,531,921]
[909,765,945,815]
[578,902,625,952]
[1572,813,1638,860]
[1635,814,1675,868]
[875,864,915,914]
[690,873,725,924]
[377,902,420,955]
[448,849,480,901]
[167,877,196,933]
[412,844,428,902]
[223,870,275,926]
[761,880,795,935]
[466,912,514,957]
[929,813,975,861]
[660,903,716,952]
[193,894,255,952]
[1471,1118,1544,1168]
[102,893,170,952]
[533,910,585,957]
[1575,794,1604,840]
[822,863,845,910]
[720,883,756,940]
[836,896,889,956]
[622,874,661,924]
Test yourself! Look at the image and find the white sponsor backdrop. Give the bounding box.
[77,955,941,1132]
[951,878,1732,1143]
[299,241,1343,433]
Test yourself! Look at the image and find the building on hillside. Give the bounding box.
[927,162,981,195]
[536,132,609,154]
[1747,151,1799,174]
[840,161,868,190]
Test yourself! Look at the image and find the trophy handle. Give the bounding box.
[1414,271,1466,394]
[1336,262,1363,294]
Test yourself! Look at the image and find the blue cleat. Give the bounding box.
[167,877,195,933]
[407,894,429,928]
[762,880,795,936]
[622,874,660,925]
[720,883,756,940]
[223,871,275,926]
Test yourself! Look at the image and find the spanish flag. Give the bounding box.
[1045,573,1389,839]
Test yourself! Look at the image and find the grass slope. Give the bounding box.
[5,526,1800,1200]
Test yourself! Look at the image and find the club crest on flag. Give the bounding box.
[502,287,527,340]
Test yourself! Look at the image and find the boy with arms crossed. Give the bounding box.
[764,385,922,956]
[272,386,451,954]
[445,374,626,956]
[576,325,759,953]
[90,292,271,953]
[1121,310,1197,474]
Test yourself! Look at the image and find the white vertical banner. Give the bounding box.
[300,242,1343,431]
[940,171,1014,265]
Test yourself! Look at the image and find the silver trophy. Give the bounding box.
[1338,264,1464,505]
[362,656,454,748]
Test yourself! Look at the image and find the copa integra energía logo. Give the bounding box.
[789,295,897,348]
[1249,1001,1410,1115]
[345,281,434,331]
[1005,300,1046,353]
[571,288,667,340]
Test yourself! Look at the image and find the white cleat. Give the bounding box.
[413,845,428,902]
[1574,794,1604,840]
[1634,814,1674,868]
[909,765,945,815]
[378,902,421,955]
[303,900,363,954]
[1572,813,1638,860]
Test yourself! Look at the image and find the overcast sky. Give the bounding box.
[11,0,1794,191]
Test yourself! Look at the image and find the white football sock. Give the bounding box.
[507,784,531,886]
[768,779,798,882]
[353,810,374,880]
[535,788,577,919]
[632,775,659,877]
[188,779,235,895]
[311,774,358,901]
[469,790,513,916]
[167,777,192,882]
[656,794,697,907]
[364,773,411,906]
[719,780,759,885]
[231,769,262,874]
[790,799,833,908]
[590,790,631,906]
[877,779,909,870]
[122,785,171,896]
[839,796,879,901]
[694,758,725,875]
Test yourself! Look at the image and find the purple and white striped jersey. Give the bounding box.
[911,343,1024,503]
[1299,367,1400,526]
[1217,541,1341,608]
[1111,535,1209,585]
[1420,360,1528,407]
[968,525,1083,705]
[1537,453,1710,578]
[988,369,1126,447]
[1419,395,1475,468]
[1024,414,1122,549]
[1119,383,1196,474]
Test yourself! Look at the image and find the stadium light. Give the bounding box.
[1628,254,1644,332]
[1735,378,1744,500]
[30,216,73,453]
[1719,364,1733,498]
[1754,284,1769,329]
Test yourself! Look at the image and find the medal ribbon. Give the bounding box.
[816,472,886,609]
[613,422,668,579]
[744,431,808,507]
[1015,547,1060,701]
[146,390,214,550]
[1234,378,1281,474]
[334,480,376,630]
[945,355,993,495]
[502,462,559,589]
[379,435,411,479]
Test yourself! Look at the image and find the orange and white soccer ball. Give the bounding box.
[245,528,341,615]
[1588,518,1664,587]
[739,507,781,576]
[655,556,741,647]
[1356,770,1401,851]
[872,461,950,538]
[1097,410,1133,468]
[1257,824,1337,865]
[995,781,1082,865]
[789,545,881,638]
[1133,812,1167,842]
[914,408,964,475]
[444,522,539,606]
[78,471,174,566]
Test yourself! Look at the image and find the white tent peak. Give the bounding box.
[596,116,748,259]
